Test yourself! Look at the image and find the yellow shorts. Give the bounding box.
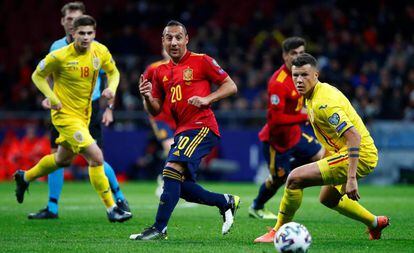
[54,118,95,154]
[317,151,376,186]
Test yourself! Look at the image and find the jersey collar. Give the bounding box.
[308,81,321,100]
[282,64,291,75]
[169,50,191,66]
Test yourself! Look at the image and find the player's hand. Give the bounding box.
[345,177,360,201]
[50,102,62,111]
[102,88,115,99]
[41,98,51,109]
[139,74,152,99]
[102,108,114,126]
[188,96,211,108]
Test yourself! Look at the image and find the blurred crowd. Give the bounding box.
[1,0,414,123]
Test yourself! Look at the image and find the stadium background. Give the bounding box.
[0,0,414,184]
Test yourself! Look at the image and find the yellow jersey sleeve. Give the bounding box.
[100,46,119,93]
[319,100,354,137]
[35,53,60,78]
[101,47,116,74]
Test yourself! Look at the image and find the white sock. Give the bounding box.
[372,216,378,228]
[106,204,116,213]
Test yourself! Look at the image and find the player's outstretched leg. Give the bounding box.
[15,154,61,204]
[103,161,130,212]
[130,166,181,240]
[180,180,240,235]
[28,168,64,219]
[320,185,390,240]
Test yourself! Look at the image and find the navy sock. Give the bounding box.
[252,182,278,210]
[180,180,228,211]
[153,167,182,232]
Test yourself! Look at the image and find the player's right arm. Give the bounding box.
[31,53,61,110]
[139,74,163,116]
[267,83,307,129]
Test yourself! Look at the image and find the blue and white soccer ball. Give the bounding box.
[274,222,312,253]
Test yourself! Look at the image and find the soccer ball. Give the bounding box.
[274,222,312,253]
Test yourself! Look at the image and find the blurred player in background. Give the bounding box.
[130,20,239,240]
[143,49,176,197]
[27,2,130,220]
[255,53,389,243]
[14,15,132,223]
[249,37,324,219]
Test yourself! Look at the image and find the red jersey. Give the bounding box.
[151,51,228,136]
[144,59,176,130]
[258,64,308,153]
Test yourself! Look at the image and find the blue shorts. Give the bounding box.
[263,127,321,179]
[166,127,219,181]
[153,120,174,141]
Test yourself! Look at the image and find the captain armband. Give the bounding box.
[349,154,359,158]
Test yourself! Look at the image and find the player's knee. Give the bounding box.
[162,166,183,182]
[165,162,185,174]
[265,176,285,191]
[54,154,72,167]
[286,170,304,190]
[319,194,340,208]
[88,151,104,167]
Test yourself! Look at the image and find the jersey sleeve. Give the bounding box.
[267,81,308,127]
[201,55,228,85]
[151,68,164,100]
[319,99,354,137]
[101,47,117,74]
[49,42,58,53]
[143,65,154,80]
[268,82,287,112]
[35,53,60,78]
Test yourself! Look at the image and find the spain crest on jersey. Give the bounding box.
[183,68,193,82]
[92,57,100,70]
[183,68,193,85]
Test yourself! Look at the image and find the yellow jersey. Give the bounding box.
[306,82,378,167]
[34,41,117,125]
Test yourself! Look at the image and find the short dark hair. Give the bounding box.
[61,1,86,17]
[282,37,306,53]
[292,53,318,68]
[73,15,96,30]
[163,20,187,35]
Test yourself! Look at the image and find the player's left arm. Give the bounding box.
[342,127,361,201]
[101,48,120,100]
[188,55,237,108]
[99,71,114,126]
[322,99,360,200]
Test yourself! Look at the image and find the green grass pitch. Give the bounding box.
[1,181,413,252]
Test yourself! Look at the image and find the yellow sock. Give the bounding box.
[89,165,115,209]
[25,154,58,182]
[274,188,303,231]
[333,195,376,227]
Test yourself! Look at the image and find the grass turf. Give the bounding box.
[0,181,413,252]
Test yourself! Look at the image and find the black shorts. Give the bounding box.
[50,100,103,149]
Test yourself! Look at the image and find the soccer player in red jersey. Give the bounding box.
[249,37,325,220]
[143,50,176,197]
[130,20,239,240]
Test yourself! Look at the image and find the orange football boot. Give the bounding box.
[368,216,390,240]
[253,228,276,243]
